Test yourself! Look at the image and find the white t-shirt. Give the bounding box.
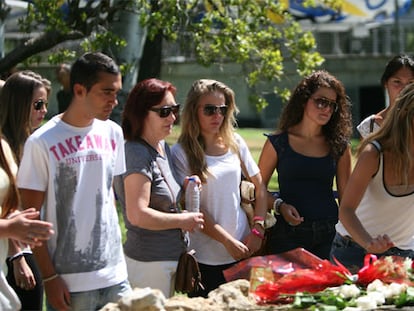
[171,133,259,265]
[17,116,127,292]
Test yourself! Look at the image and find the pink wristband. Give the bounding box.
[253,216,264,222]
[251,228,265,240]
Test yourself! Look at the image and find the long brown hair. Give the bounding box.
[0,139,19,218]
[178,79,239,182]
[0,71,44,163]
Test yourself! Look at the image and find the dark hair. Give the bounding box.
[122,78,176,141]
[0,71,44,163]
[70,52,120,93]
[381,54,414,86]
[21,70,51,97]
[278,70,352,159]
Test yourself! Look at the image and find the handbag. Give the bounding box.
[238,154,276,229]
[174,249,204,294]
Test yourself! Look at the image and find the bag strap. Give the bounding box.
[236,146,251,182]
[138,138,179,211]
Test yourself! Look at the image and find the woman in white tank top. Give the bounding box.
[331,83,414,273]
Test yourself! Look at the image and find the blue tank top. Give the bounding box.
[268,132,338,221]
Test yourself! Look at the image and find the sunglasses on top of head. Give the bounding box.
[149,104,180,118]
[33,99,48,111]
[311,97,338,112]
[202,105,228,116]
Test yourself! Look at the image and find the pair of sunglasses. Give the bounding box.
[203,105,228,116]
[149,104,180,118]
[311,97,338,112]
[33,99,48,111]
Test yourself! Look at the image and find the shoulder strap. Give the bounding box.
[370,140,382,152]
[236,144,251,182]
[139,139,179,212]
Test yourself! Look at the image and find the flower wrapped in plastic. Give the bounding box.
[223,248,352,304]
[357,254,414,287]
[253,258,352,303]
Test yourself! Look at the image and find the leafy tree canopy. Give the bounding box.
[0,0,342,109]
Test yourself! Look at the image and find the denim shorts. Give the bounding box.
[266,218,337,260]
[46,280,131,311]
[330,232,414,274]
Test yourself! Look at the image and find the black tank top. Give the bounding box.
[268,132,338,221]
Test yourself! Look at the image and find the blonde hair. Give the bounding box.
[360,83,414,185]
[178,79,239,182]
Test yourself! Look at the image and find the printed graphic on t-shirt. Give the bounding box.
[51,139,121,274]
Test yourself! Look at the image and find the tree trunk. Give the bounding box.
[137,32,163,82]
[109,0,146,124]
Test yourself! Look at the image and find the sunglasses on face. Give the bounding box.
[149,104,180,118]
[33,99,48,111]
[311,97,338,112]
[202,105,228,116]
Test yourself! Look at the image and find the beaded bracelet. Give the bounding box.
[251,228,265,240]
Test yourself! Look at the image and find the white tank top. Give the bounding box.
[336,143,414,250]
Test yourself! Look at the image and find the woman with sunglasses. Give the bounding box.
[357,54,414,138]
[0,70,50,310]
[171,79,268,297]
[332,83,414,272]
[21,70,50,131]
[258,70,353,260]
[113,78,204,298]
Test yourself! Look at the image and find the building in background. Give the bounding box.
[162,0,414,131]
[2,0,413,132]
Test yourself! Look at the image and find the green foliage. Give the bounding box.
[47,49,77,65]
[3,0,340,109]
[19,1,72,33]
[80,32,127,54]
[136,0,330,109]
[394,286,414,308]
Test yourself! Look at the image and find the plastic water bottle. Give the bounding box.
[185,177,200,213]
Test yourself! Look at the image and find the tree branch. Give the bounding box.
[0,30,84,73]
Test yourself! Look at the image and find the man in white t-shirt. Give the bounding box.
[17,52,131,310]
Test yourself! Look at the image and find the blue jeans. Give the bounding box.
[46,280,131,311]
[330,233,414,274]
[266,218,337,260]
